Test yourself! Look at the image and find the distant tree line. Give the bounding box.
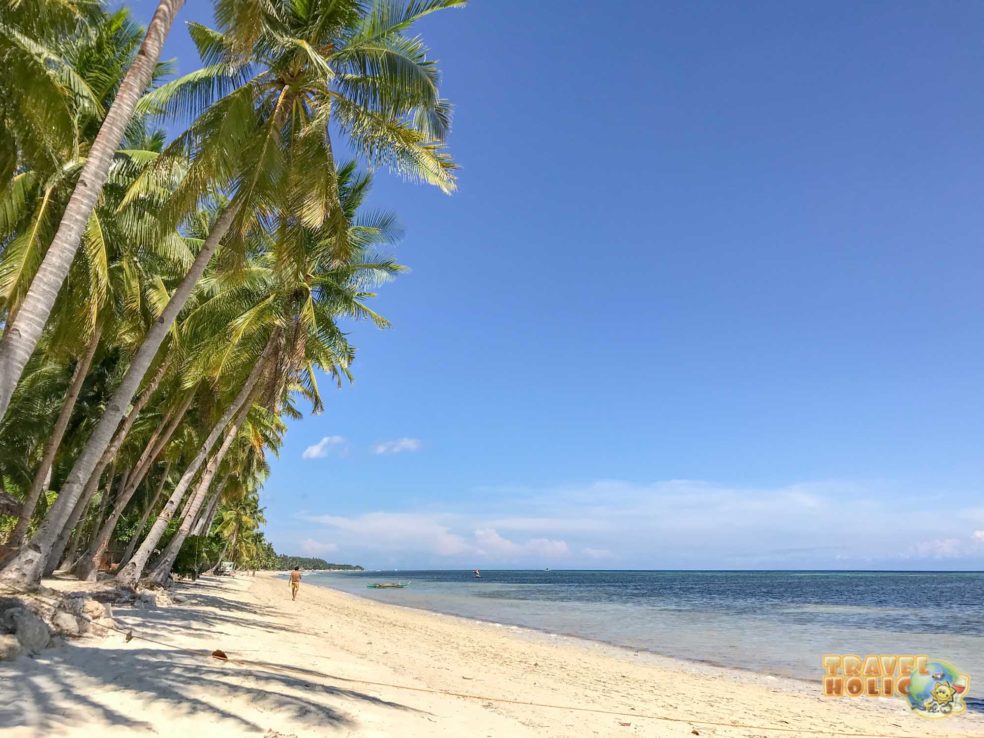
[268,554,363,571]
[170,531,361,577]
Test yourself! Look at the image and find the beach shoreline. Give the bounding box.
[1,572,981,737]
[304,571,828,688]
[300,569,984,687]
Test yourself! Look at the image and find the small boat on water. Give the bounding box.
[367,581,410,589]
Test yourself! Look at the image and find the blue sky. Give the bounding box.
[131,0,984,569]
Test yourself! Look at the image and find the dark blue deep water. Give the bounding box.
[307,570,984,682]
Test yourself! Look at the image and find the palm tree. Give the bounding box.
[0,0,99,186]
[214,491,266,569]
[0,0,185,422]
[137,162,401,586]
[142,397,275,585]
[118,460,172,567]
[0,9,177,321]
[0,9,187,547]
[71,385,195,580]
[114,328,281,587]
[0,0,459,589]
[44,356,171,574]
[5,324,101,546]
[216,491,260,556]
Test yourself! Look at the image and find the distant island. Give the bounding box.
[265,555,363,571]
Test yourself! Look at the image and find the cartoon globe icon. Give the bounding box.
[906,659,970,718]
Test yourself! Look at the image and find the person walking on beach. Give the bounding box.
[289,567,301,601]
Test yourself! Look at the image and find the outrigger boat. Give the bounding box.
[367,581,410,589]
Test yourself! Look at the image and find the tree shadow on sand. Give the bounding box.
[111,592,295,642]
[0,644,419,734]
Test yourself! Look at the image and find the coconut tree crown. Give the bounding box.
[134,0,460,270]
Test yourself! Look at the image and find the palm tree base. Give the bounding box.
[143,551,175,587]
[73,557,100,582]
[143,570,170,588]
[115,561,140,590]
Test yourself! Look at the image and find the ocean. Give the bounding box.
[305,569,984,685]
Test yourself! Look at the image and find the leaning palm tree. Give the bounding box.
[143,396,282,585]
[70,379,197,580]
[134,162,401,586]
[117,460,173,567]
[116,328,283,586]
[1,0,459,588]
[3,326,100,546]
[1,12,185,546]
[0,0,185,422]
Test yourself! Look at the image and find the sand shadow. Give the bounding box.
[0,577,419,735]
[0,642,418,735]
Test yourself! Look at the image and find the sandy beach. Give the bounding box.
[1,573,981,738]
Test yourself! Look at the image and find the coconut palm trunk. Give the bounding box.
[80,357,170,498]
[194,489,222,536]
[206,521,237,574]
[145,400,249,586]
[115,329,277,588]
[64,467,129,572]
[73,472,139,581]
[91,469,125,544]
[74,392,194,580]
[42,356,169,575]
[0,0,186,423]
[208,538,231,574]
[7,324,102,546]
[0,204,239,588]
[113,419,168,503]
[13,355,165,579]
[46,471,107,575]
[122,391,194,499]
[119,461,171,567]
[193,490,224,576]
[57,464,122,574]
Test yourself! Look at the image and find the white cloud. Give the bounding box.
[909,538,965,559]
[473,528,569,558]
[305,513,471,557]
[583,547,614,560]
[301,539,338,555]
[904,530,984,559]
[371,437,422,455]
[301,514,570,562]
[302,436,346,459]
[285,479,984,569]
[486,516,612,533]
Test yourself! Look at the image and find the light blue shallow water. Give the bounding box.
[304,570,984,686]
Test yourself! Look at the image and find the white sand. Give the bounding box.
[1,573,981,737]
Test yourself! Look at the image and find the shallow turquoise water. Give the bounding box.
[305,569,984,689]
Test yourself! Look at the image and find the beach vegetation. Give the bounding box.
[0,0,461,590]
